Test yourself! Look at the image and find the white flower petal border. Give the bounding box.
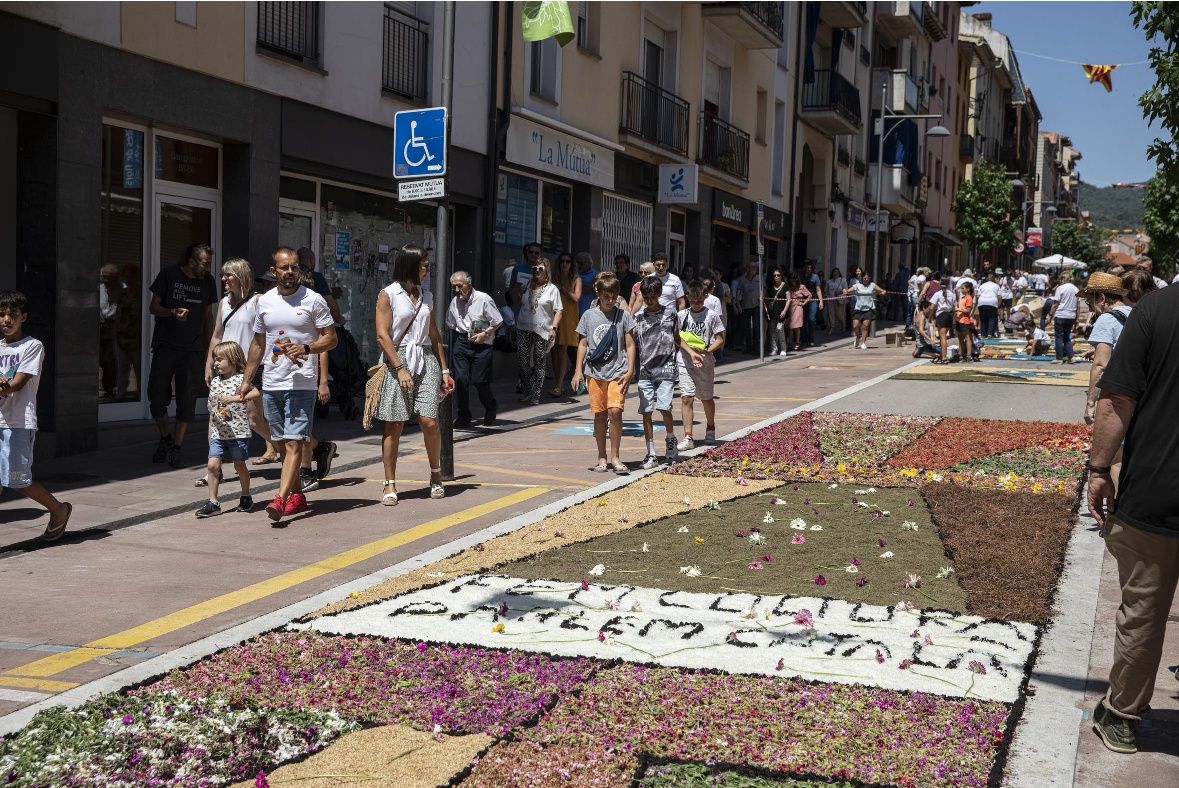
[296,573,1037,703]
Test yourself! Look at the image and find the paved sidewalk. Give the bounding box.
[0,335,911,717]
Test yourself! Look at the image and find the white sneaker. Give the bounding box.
[665,435,679,461]
[704,429,716,443]
[852,340,860,349]
[676,436,695,451]
[778,351,788,356]
[640,454,659,470]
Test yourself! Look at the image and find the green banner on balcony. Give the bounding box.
[522,1,574,47]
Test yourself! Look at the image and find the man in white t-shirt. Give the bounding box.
[241,247,337,522]
[1136,257,1168,290]
[1048,275,1080,364]
[906,267,928,330]
[652,253,686,311]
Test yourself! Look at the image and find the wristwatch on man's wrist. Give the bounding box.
[1085,461,1112,474]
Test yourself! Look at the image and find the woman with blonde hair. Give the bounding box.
[201,258,277,481]
[549,252,581,396]
[515,256,563,405]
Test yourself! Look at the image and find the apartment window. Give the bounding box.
[576,1,600,55]
[934,158,942,190]
[257,2,322,66]
[755,88,768,144]
[704,59,730,119]
[529,38,560,102]
[382,6,429,102]
[772,99,785,195]
[942,164,947,195]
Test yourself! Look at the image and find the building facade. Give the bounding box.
[0,1,492,456]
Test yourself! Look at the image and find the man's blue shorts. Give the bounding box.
[262,390,317,442]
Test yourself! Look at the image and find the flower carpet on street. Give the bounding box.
[0,411,1087,786]
[892,363,1089,387]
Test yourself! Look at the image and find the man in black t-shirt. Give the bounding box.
[614,253,639,301]
[146,243,217,467]
[1087,284,1179,755]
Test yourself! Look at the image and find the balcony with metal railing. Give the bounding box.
[619,72,690,158]
[257,1,321,66]
[875,0,925,39]
[822,1,869,28]
[800,69,862,136]
[698,112,750,181]
[701,2,784,49]
[959,134,974,163]
[382,7,429,103]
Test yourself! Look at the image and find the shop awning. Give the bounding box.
[923,226,962,247]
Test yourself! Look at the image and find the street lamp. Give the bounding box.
[870,81,949,288]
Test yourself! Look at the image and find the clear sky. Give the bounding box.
[973,1,1156,186]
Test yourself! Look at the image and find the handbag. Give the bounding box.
[363,295,424,430]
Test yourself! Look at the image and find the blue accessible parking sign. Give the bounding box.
[393,107,447,179]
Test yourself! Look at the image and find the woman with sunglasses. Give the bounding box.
[373,245,455,505]
[549,253,582,397]
[515,257,563,405]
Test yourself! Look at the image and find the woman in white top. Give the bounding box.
[515,257,563,405]
[930,276,957,364]
[203,258,276,468]
[975,273,1002,339]
[374,245,455,505]
[842,271,887,350]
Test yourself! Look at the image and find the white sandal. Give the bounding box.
[429,468,445,499]
[381,480,399,506]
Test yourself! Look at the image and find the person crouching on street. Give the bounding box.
[571,272,636,475]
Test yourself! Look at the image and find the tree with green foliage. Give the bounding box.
[1049,220,1107,270]
[1132,2,1179,275]
[1142,176,1179,276]
[951,161,1019,264]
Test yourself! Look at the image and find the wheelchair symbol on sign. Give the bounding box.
[403,121,443,172]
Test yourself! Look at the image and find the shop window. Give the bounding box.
[493,172,571,302]
[320,183,436,363]
[154,135,219,189]
[280,174,317,203]
[98,124,145,405]
[540,182,571,253]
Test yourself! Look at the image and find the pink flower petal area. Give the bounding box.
[141,631,595,736]
[520,665,1008,787]
[668,412,822,478]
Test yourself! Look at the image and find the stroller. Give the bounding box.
[317,325,367,420]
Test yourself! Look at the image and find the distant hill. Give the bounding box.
[1078,183,1144,231]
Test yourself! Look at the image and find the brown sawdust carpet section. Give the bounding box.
[922,481,1077,624]
[230,725,492,788]
[304,475,779,620]
[499,484,970,613]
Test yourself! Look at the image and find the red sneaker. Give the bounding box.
[283,492,309,517]
[266,495,286,522]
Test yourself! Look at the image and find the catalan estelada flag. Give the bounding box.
[1082,64,1118,92]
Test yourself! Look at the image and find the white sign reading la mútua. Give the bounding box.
[506,114,615,190]
[658,163,699,204]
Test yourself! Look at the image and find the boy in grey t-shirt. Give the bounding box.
[572,273,636,474]
[634,276,703,468]
[676,280,726,451]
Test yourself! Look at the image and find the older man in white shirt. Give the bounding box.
[446,271,503,428]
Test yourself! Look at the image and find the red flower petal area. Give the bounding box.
[141,631,596,736]
[885,417,1090,471]
[521,665,1008,787]
[669,413,822,477]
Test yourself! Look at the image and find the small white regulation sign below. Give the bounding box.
[398,178,446,202]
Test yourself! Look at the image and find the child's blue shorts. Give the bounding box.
[0,428,35,490]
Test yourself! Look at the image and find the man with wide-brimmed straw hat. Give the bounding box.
[1081,272,1130,425]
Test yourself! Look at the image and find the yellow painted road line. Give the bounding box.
[366,478,581,490]
[455,462,592,487]
[2,487,547,680]
[0,676,79,692]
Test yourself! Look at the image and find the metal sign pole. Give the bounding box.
[435,0,456,481]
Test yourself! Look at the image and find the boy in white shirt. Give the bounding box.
[0,290,72,540]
